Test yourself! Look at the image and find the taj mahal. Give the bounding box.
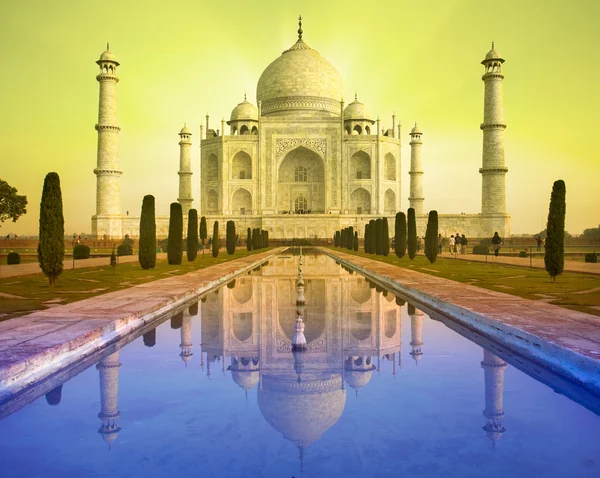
[91,17,509,240]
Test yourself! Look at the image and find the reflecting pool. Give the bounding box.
[1,251,599,477]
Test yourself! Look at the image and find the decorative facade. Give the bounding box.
[91,21,510,240]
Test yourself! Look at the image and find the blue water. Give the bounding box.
[1,252,599,478]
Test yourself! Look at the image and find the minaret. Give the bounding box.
[480,42,508,216]
[481,349,507,444]
[96,351,122,446]
[408,304,424,363]
[180,310,193,366]
[178,124,193,216]
[93,44,122,239]
[408,124,424,215]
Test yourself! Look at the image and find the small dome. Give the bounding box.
[410,123,422,135]
[483,42,504,63]
[230,98,258,122]
[98,44,119,64]
[344,370,374,391]
[232,370,260,391]
[344,96,372,121]
[180,124,191,135]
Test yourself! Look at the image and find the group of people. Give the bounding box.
[448,233,469,255]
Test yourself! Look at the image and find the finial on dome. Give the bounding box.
[107,42,109,51]
[492,41,495,49]
[355,92,357,101]
[298,15,303,40]
[244,91,247,101]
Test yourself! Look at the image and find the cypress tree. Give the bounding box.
[252,228,260,250]
[167,202,183,265]
[38,172,64,287]
[247,227,253,251]
[407,208,417,260]
[212,221,220,257]
[364,224,370,253]
[139,195,157,269]
[265,230,269,247]
[545,179,566,282]
[262,230,267,249]
[353,231,359,251]
[226,220,236,255]
[348,226,354,250]
[424,210,439,263]
[369,219,376,254]
[335,230,341,247]
[374,219,383,255]
[395,212,406,259]
[200,216,207,258]
[382,218,390,256]
[186,209,198,262]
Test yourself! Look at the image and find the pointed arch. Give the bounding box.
[232,151,252,179]
[206,189,218,214]
[384,153,396,180]
[350,187,371,214]
[384,189,396,214]
[205,153,218,182]
[350,151,371,180]
[232,187,252,215]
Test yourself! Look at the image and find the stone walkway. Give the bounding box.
[0,248,284,401]
[0,253,168,278]
[322,248,600,394]
[435,251,600,275]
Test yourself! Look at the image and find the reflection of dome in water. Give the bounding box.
[345,356,375,391]
[257,374,346,447]
[230,357,260,391]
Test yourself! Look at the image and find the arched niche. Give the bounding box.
[350,151,371,180]
[277,146,325,213]
[232,188,252,215]
[384,153,396,181]
[232,151,252,179]
[205,153,218,182]
[384,189,396,214]
[350,187,371,215]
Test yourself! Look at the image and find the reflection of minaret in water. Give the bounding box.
[180,310,193,367]
[96,351,122,447]
[292,247,306,350]
[408,304,424,364]
[481,349,507,445]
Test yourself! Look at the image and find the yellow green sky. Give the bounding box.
[1,0,598,236]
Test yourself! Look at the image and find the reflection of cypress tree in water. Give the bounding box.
[171,311,183,329]
[395,295,406,307]
[481,349,507,446]
[142,328,156,347]
[45,385,62,406]
[96,351,121,447]
[188,301,199,316]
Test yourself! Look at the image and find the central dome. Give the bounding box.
[256,37,344,116]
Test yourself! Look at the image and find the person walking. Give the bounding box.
[492,232,502,257]
[449,235,455,254]
[536,235,543,252]
[461,234,468,254]
[438,234,443,254]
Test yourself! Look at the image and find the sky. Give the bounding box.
[1,0,598,236]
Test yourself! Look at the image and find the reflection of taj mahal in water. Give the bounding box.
[91,17,510,239]
[80,254,508,459]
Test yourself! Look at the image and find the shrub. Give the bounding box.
[424,210,438,263]
[382,218,390,256]
[117,244,133,256]
[199,216,207,257]
[73,244,90,259]
[171,312,183,330]
[143,329,156,347]
[395,212,406,259]
[38,172,64,287]
[375,219,383,255]
[518,250,528,258]
[247,227,253,251]
[472,244,489,255]
[167,202,183,265]
[122,234,134,246]
[212,221,220,257]
[7,252,20,265]
[110,246,117,274]
[187,209,198,261]
[407,208,417,260]
[139,195,156,269]
[545,179,566,281]
[226,220,236,255]
[585,252,598,263]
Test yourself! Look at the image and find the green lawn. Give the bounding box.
[327,247,600,317]
[0,248,270,321]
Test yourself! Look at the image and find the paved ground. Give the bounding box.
[0,253,168,278]
[323,248,600,391]
[0,248,283,399]
[435,251,600,275]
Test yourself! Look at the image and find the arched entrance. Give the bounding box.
[277,146,325,213]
